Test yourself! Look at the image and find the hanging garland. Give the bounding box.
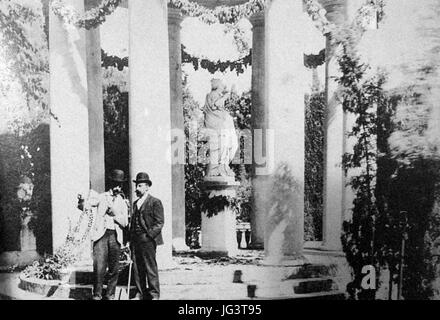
[101,49,128,70]
[168,0,265,25]
[199,193,239,218]
[101,46,252,75]
[98,0,383,73]
[304,0,386,38]
[51,0,122,30]
[304,48,326,69]
[182,45,251,75]
[102,47,325,72]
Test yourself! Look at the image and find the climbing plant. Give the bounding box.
[0,1,49,133]
[338,45,388,299]
[51,0,122,30]
[305,91,325,241]
[338,0,440,300]
[168,0,265,25]
[0,1,51,255]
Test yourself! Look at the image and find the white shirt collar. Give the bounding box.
[136,192,149,210]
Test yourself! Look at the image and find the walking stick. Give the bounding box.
[127,256,133,300]
[118,245,133,300]
[397,211,408,300]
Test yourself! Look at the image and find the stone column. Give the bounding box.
[321,0,348,251]
[49,0,90,250]
[168,8,188,252]
[263,0,307,264]
[85,0,105,193]
[250,11,266,250]
[129,0,173,269]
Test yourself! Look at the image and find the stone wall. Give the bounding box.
[0,124,52,255]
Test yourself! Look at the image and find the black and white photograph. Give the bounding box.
[0,0,440,305]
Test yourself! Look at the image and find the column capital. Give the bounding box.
[168,7,184,26]
[249,11,265,28]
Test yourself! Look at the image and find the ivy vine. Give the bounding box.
[199,193,239,218]
[51,0,122,30]
[168,0,265,25]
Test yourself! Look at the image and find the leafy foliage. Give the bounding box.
[339,32,440,300]
[0,124,51,254]
[168,0,265,25]
[305,92,325,241]
[22,202,95,280]
[22,255,65,280]
[103,83,129,188]
[182,45,251,76]
[0,1,49,133]
[51,0,122,30]
[376,88,440,300]
[338,46,388,300]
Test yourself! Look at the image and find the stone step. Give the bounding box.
[19,275,137,300]
[69,264,132,285]
[159,282,344,300]
[69,263,339,286]
[281,290,346,300]
[16,271,344,300]
[248,277,339,297]
[291,277,337,294]
[286,264,338,280]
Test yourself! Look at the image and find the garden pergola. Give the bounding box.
[48,0,354,268]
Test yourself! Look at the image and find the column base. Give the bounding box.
[200,208,239,258]
[172,237,189,253]
[248,242,264,250]
[261,254,309,267]
[198,249,239,258]
[320,242,343,253]
[157,246,176,271]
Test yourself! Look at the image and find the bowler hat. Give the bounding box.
[108,169,127,182]
[133,172,152,186]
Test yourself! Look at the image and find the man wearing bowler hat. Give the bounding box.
[130,172,164,300]
[91,169,129,300]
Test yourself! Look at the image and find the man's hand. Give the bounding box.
[106,208,116,217]
[77,194,85,211]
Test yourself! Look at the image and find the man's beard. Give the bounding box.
[135,190,143,198]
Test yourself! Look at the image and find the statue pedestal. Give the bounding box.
[0,212,40,268]
[20,213,37,253]
[200,179,240,257]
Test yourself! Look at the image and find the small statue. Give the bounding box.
[202,79,239,180]
[16,176,36,252]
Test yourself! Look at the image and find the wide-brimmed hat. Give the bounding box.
[108,169,127,182]
[133,172,152,186]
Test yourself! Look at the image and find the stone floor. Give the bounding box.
[0,250,349,300]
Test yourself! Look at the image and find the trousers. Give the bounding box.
[93,229,121,299]
[132,233,160,299]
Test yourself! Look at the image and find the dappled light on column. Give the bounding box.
[49,0,90,250]
[263,0,308,264]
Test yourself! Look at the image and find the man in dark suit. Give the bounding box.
[130,172,164,300]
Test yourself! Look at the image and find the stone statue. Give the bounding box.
[202,78,239,180]
[16,176,37,253]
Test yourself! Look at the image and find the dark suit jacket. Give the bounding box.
[131,194,164,245]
